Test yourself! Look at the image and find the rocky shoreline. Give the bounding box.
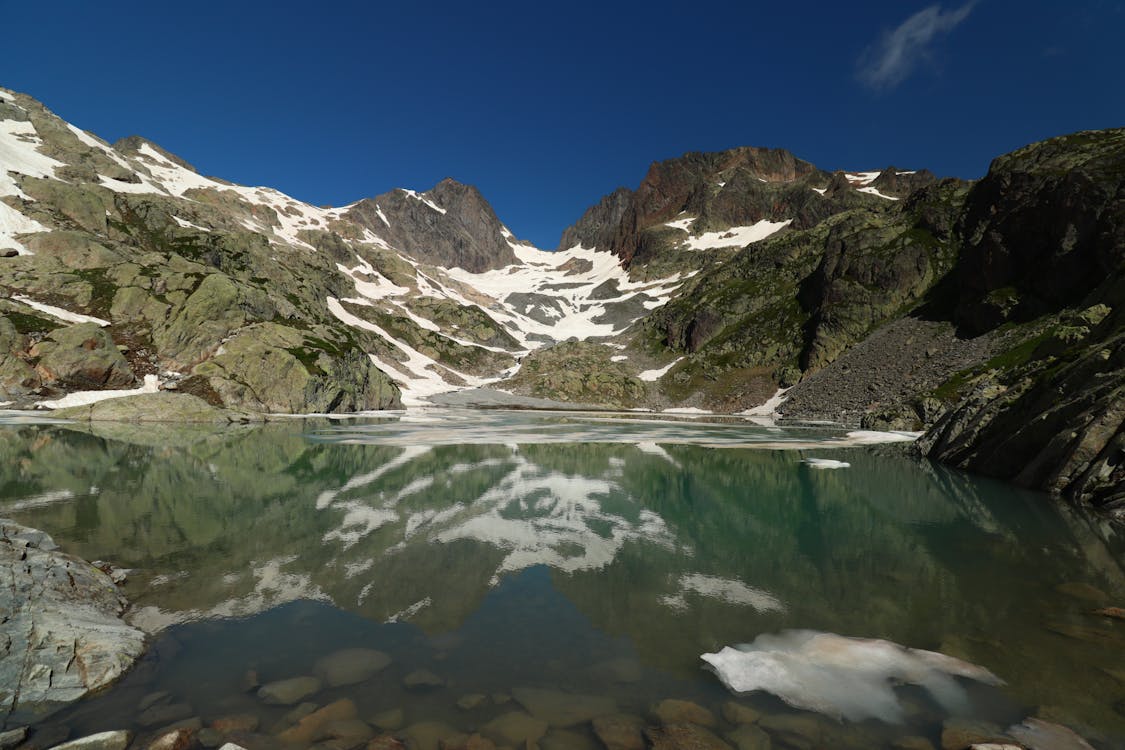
[0,521,145,731]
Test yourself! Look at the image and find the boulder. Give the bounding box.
[0,317,40,399]
[52,391,265,423]
[147,728,196,750]
[190,323,400,413]
[50,732,132,750]
[31,322,135,389]
[0,521,145,727]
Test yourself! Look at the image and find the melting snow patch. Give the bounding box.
[0,202,48,255]
[701,630,1004,723]
[0,119,65,198]
[639,357,684,382]
[844,430,921,444]
[36,374,161,409]
[401,189,447,214]
[845,171,881,186]
[13,295,110,326]
[858,186,899,201]
[664,215,697,232]
[803,458,850,469]
[682,220,791,250]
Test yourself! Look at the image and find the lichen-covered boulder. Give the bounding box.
[30,322,135,389]
[190,323,400,413]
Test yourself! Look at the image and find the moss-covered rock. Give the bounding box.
[507,342,648,408]
[30,322,135,389]
[190,323,401,413]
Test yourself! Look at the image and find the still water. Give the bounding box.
[1,410,1123,749]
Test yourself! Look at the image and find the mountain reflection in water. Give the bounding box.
[1,411,1123,742]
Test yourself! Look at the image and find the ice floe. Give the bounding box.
[701,630,1003,723]
[802,458,850,469]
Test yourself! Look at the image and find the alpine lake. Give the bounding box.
[2,409,1123,750]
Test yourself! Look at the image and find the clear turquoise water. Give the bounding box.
[1,410,1122,748]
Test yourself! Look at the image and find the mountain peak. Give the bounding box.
[346,178,518,272]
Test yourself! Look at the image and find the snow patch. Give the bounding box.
[0,119,65,198]
[858,186,899,201]
[682,220,791,250]
[401,188,447,214]
[13,295,110,326]
[639,357,684,382]
[0,202,47,255]
[37,374,161,409]
[845,171,881,186]
[664,215,696,232]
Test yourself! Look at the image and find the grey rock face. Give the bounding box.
[347,178,516,272]
[0,521,146,729]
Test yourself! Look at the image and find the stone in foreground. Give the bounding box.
[0,522,145,727]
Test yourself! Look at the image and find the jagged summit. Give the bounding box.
[346,177,517,273]
[558,145,934,271]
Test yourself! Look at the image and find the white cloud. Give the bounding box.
[858,3,977,90]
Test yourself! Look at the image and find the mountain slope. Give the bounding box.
[0,87,691,409]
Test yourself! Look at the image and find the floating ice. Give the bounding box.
[803,458,850,469]
[701,630,1003,723]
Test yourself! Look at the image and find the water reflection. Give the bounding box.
[1,414,1123,740]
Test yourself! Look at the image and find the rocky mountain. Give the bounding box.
[559,146,934,277]
[1,84,1121,513]
[346,178,518,272]
[0,87,691,410]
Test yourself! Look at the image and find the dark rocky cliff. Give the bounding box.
[558,146,933,271]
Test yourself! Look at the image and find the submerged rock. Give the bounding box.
[314,648,392,687]
[370,709,404,732]
[277,699,356,745]
[402,669,445,690]
[512,687,617,727]
[645,724,732,750]
[591,715,645,750]
[939,719,1009,750]
[724,725,771,750]
[480,712,548,747]
[1007,718,1095,750]
[653,700,716,727]
[398,722,461,750]
[258,676,322,706]
[0,521,145,727]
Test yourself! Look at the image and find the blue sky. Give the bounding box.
[5,1,1123,248]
